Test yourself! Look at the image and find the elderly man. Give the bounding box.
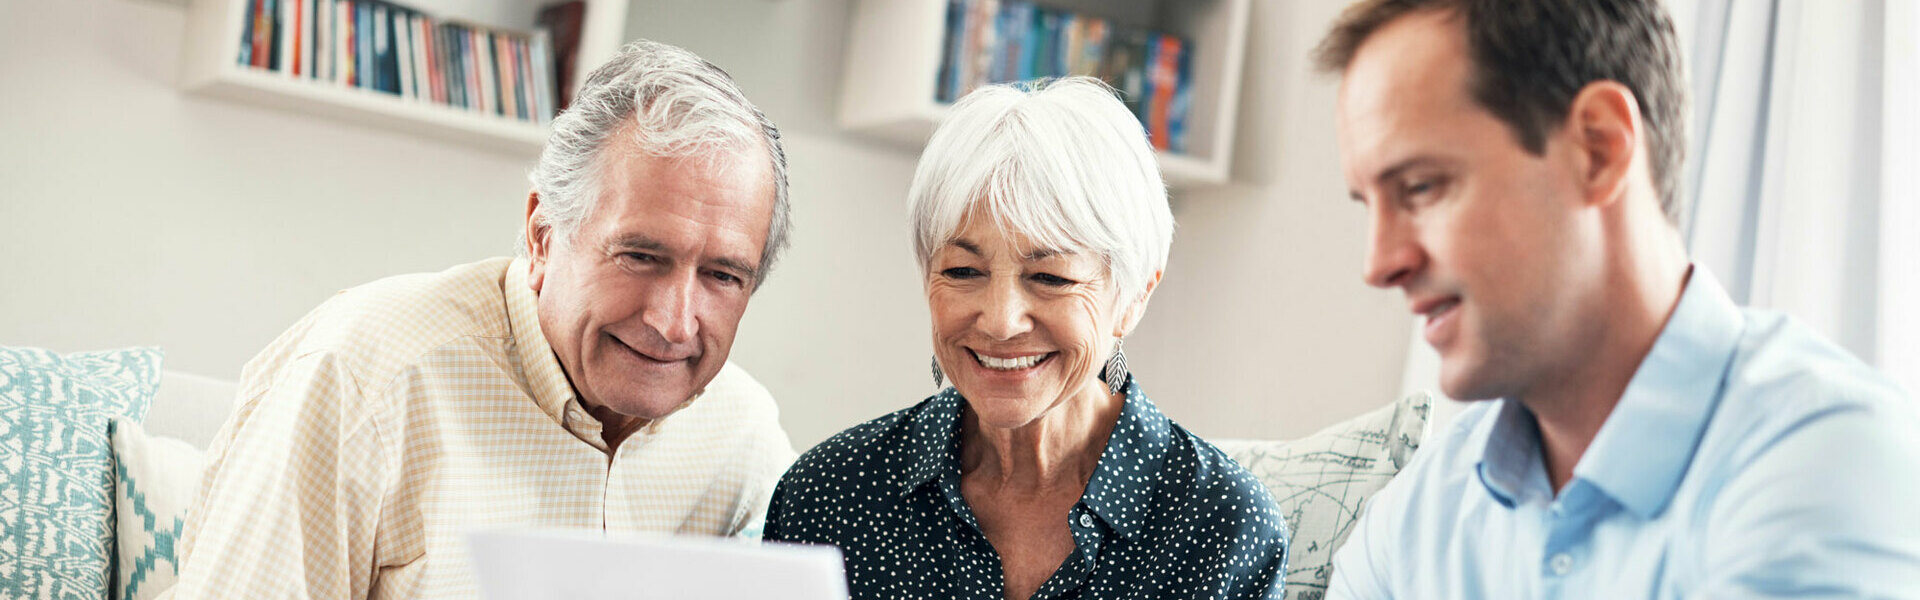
[1317,0,1920,598]
[169,41,797,598]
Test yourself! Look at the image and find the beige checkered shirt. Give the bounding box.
[168,257,797,599]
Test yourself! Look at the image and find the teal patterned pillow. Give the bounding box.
[110,418,205,600]
[0,346,162,599]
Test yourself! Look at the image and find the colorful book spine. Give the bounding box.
[227,0,568,124]
[930,0,1193,154]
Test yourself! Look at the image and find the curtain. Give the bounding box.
[1686,0,1917,393]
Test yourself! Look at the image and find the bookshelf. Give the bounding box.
[838,0,1250,188]
[180,0,630,155]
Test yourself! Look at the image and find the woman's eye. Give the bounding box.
[1030,273,1075,286]
[621,252,661,264]
[941,267,982,279]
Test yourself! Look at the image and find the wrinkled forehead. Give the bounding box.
[940,197,1085,261]
[1335,10,1480,182]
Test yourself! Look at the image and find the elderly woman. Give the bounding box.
[764,77,1289,599]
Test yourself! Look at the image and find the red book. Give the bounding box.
[1148,35,1181,150]
[291,0,303,76]
[251,0,269,68]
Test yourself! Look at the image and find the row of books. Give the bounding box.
[936,0,1194,154]
[234,0,576,125]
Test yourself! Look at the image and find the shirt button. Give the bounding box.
[1078,513,1094,528]
[1549,553,1574,575]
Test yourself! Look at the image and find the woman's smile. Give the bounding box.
[969,349,1055,371]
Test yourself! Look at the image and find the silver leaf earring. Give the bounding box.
[1099,338,1129,394]
[931,356,945,389]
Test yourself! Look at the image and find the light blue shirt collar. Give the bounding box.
[1477,266,1747,518]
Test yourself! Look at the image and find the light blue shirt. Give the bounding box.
[1328,268,1920,599]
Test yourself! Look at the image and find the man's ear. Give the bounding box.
[524,190,552,293]
[1112,270,1164,338]
[1565,81,1642,210]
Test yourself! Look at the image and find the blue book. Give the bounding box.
[265,0,280,71]
[356,1,371,89]
[1033,9,1062,79]
[237,0,255,66]
[1014,4,1038,82]
[937,0,965,102]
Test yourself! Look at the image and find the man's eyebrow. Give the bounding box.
[611,234,760,280]
[711,256,760,280]
[608,234,669,252]
[1373,155,1448,186]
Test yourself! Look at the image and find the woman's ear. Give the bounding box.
[1113,270,1164,337]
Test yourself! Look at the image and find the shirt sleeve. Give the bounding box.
[730,416,799,539]
[1696,399,1920,598]
[1326,472,1405,600]
[171,351,393,599]
[1220,525,1289,600]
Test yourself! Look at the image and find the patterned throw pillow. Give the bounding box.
[110,418,206,600]
[0,346,162,599]
[1213,392,1431,600]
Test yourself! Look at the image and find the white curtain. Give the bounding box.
[1401,0,1920,425]
[1685,0,1918,393]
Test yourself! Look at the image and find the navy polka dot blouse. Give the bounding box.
[764,379,1290,599]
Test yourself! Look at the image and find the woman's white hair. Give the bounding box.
[909,76,1173,303]
[526,40,790,285]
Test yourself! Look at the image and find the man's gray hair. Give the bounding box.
[526,40,791,286]
[909,77,1174,304]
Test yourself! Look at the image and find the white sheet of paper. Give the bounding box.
[467,529,849,600]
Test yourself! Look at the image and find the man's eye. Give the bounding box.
[1030,273,1075,286]
[708,270,744,286]
[941,267,982,279]
[621,252,661,264]
[1403,177,1446,202]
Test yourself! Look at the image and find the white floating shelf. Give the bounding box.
[178,0,631,156]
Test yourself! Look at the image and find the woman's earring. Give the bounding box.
[1100,338,1129,394]
[931,356,945,389]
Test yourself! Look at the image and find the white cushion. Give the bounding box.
[145,370,241,449]
[110,418,207,600]
[1213,392,1432,600]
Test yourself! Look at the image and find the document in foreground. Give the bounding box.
[469,529,849,600]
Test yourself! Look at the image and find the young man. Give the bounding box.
[1317,0,1920,597]
[170,41,798,598]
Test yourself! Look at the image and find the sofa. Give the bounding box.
[1,347,1429,600]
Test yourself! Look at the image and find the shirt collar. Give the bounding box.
[1077,376,1169,540]
[898,388,964,496]
[893,377,1169,540]
[1477,399,1547,508]
[1574,265,1746,519]
[503,258,579,425]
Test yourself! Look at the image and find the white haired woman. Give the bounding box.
[764,77,1289,600]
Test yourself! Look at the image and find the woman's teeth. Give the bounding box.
[974,352,1046,370]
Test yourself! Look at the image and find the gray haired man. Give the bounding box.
[169,41,797,598]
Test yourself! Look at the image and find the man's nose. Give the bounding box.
[1363,204,1424,289]
[642,269,699,345]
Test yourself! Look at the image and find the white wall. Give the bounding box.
[0,0,1415,450]
[0,0,529,377]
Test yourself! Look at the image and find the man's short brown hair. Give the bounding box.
[1314,0,1690,226]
